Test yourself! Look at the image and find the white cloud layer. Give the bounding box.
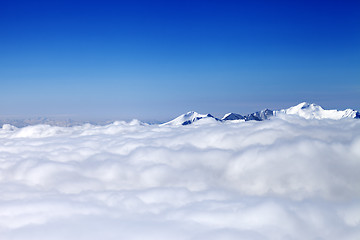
[1,116,360,239]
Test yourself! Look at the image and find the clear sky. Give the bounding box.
[1,0,359,121]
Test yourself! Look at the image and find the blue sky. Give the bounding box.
[1,0,359,121]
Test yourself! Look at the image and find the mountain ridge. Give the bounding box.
[1,102,359,127]
[163,102,360,126]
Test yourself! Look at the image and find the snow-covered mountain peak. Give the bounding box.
[162,111,217,126]
[299,102,310,107]
[222,113,245,121]
[160,102,359,126]
[276,102,359,120]
[183,111,200,118]
[291,102,321,110]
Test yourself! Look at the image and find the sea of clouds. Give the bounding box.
[0,116,360,240]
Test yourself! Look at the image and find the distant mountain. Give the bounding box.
[222,113,245,121]
[223,102,359,122]
[2,103,359,128]
[161,111,219,126]
[0,117,113,128]
[274,102,360,120]
[244,109,274,121]
[164,102,359,126]
[222,109,273,121]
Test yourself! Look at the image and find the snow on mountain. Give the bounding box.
[162,111,219,126]
[6,103,356,128]
[222,113,245,121]
[162,103,359,126]
[244,109,274,121]
[222,109,274,121]
[275,102,360,120]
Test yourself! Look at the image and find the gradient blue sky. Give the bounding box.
[1,0,359,121]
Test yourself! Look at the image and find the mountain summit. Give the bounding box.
[274,102,360,120]
[161,111,219,126]
[163,102,359,126]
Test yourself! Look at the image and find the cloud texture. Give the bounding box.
[1,117,360,239]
